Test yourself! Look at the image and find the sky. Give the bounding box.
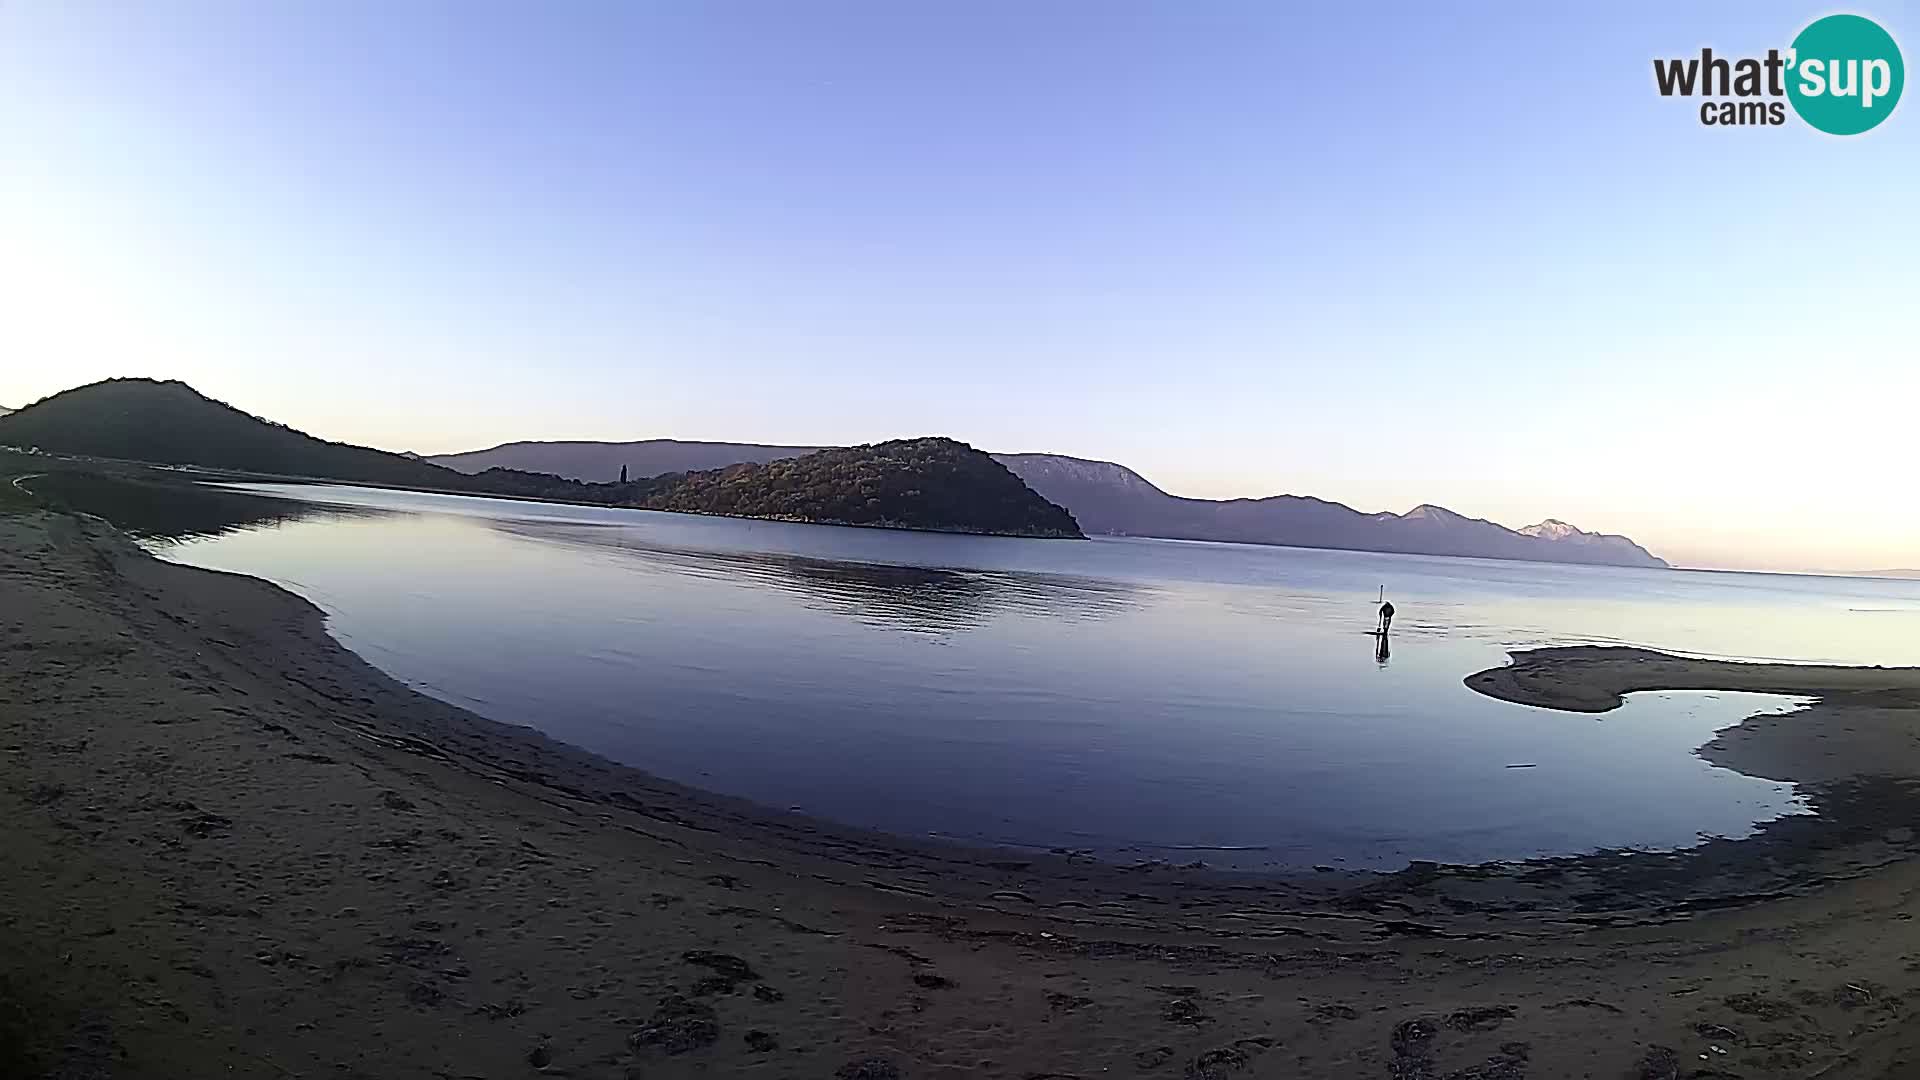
[2,2,1916,574]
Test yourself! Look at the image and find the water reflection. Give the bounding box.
[25,471,375,542]
[490,518,1143,633]
[146,482,1915,869]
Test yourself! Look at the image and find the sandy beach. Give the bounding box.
[7,509,1920,1079]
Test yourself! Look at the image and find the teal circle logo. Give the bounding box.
[1787,14,1904,134]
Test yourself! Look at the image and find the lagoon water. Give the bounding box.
[153,483,1920,870]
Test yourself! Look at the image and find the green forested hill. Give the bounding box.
[636,438,1082,537]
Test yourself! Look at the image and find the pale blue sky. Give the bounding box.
[3,2,1915,572]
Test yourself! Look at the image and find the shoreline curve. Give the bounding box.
[11,509,1920,1076]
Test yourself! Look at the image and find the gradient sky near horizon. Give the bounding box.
[3,2,1916,573]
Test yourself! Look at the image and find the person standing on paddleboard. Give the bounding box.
[1378,599,1395,635]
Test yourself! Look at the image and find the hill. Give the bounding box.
[635,438,1080,537]
[0,379,466,489]
[431,439,816,482]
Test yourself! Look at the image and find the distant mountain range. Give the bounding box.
[996,454,1665,568]
[0,379,1664,564]
[0,380,1079,539]
[430,440,1668,568]
[431,439,820,480]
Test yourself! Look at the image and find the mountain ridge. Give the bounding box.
[993,452,1666,568]
[428,440,1668,568]
[432,438,821,480]
[0,381,1658,564]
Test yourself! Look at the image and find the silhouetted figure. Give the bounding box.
[1374,631,1391,666]
[619,464,628,483]
[1378,600,1395,635]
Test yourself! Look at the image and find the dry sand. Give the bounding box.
[7,511,1920,1078]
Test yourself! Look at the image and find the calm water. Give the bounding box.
[151,483,1920,871]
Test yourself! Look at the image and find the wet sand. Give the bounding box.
[6,510,1920,1078]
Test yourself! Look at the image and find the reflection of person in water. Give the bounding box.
[1378,600,1395,635]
